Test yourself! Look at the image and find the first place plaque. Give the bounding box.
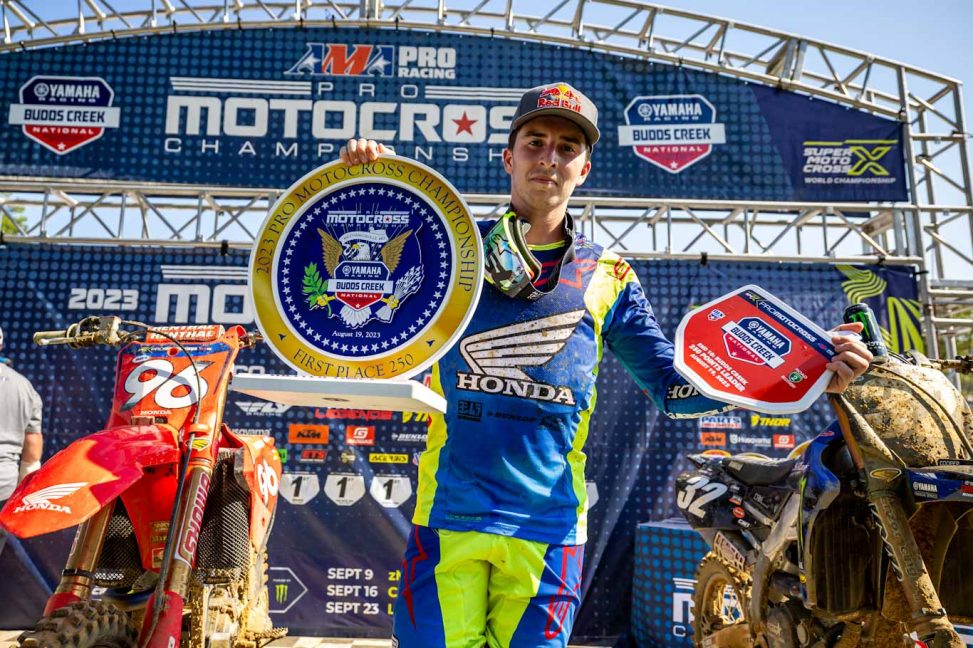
[249,156,483,381]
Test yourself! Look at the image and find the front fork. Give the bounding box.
[139,433,216,648]
[868,490,960,645]
[42,500,116,616]
[830,394,962,647]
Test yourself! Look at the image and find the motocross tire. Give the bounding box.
[692,552,754,648]
[17,600,138,648]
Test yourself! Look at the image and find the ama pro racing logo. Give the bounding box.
[286,44,456,79]
[8,76,120,154]
[618,94,726,173]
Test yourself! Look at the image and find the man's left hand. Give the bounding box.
[824,322,873,393]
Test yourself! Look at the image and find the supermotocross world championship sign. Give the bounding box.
[0,29,906,202]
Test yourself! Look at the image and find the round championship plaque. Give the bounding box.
[249,156,482,379]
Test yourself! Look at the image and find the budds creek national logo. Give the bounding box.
[286,43,456,79]
[9,76,121,154]
[618,95,726,173]
[250,157,482,380]
[721,317,791,369]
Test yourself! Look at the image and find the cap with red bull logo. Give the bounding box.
[511,82,600,147]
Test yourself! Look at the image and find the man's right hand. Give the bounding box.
[339,138,395,165]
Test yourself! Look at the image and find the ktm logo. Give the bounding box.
[288,424,329,444]
[699,432,727,447]
[122,359,211,412]
[456,310,583,404]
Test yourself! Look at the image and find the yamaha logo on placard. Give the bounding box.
[618,94,726,173]
[8,76,121,154]
[250,157,482,379]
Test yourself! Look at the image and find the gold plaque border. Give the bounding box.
[249,156,483,380]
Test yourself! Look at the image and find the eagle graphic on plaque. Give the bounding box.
[303,216,423,329]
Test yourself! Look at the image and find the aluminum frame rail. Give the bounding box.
[1,0,971,356]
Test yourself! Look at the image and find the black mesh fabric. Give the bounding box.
[194,448,252,580]
[94,498,143,588]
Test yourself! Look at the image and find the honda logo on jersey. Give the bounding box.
[455,310,584,405]
[121,359,211,411]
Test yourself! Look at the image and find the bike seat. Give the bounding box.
[722,456,797,486]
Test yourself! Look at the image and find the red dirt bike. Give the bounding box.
[0,316,286,648]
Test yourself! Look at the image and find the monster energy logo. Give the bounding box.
[275,583,289,604]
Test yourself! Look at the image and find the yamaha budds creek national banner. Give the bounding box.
[0,243,922,640]
[0,29,906,202]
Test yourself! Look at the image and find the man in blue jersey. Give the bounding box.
[341,82,871,648]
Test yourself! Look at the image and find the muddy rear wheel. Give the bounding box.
[692,552,754,648]
[18,600,138,648]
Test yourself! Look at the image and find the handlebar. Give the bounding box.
[934,355,973,375]
[34,316,129,348]
[34,316,264,350]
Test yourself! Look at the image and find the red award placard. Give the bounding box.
[674,285,837,413]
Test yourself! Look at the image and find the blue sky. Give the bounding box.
[636,1,972,119]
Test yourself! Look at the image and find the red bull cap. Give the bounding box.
[511,82,600,147]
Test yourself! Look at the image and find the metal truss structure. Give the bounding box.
[1,0,971,360]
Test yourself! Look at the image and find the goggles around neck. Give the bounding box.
[483,210,576,301]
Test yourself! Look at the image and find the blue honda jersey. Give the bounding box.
[413,223,730,544]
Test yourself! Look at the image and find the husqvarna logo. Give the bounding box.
[456,310,584,405]
[14,482,87,514]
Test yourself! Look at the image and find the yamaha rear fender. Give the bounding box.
[907,465,973,503]
[0,424,179,538]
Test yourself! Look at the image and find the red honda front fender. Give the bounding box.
[0,424,179,538]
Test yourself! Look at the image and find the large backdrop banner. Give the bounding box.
[0,243,922,641]
[0,29,906,202]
